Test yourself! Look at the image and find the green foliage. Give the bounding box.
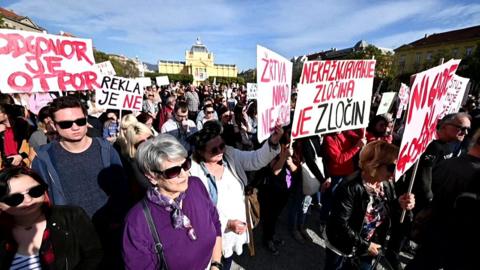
[346,45,394,80]
[144,72,193,85]
[238,69,256,83]
[207,76,244,85]
[457,43,480,95]
[93,50,139,78]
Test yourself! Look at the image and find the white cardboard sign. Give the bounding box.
[256,45,292,142]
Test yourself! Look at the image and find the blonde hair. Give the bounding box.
[359,140,399,179]
[116,114,139,156]
[124,122,153,159]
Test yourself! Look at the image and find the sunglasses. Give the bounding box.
[152,158,191,179]
[448,123,470,133]
[206,111,215,114]
[209,143,225,155]
[55,118,87,129]
[1,185,47,207]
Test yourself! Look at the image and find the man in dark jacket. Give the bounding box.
[407,128,480,270]
[31,96,128,268]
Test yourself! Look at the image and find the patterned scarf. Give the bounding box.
[146,188,197,240]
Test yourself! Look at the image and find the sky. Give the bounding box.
[4,0,480,71]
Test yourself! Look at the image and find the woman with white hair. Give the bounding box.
[122,134,222,270]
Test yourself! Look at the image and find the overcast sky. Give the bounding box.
[6,0,480,70]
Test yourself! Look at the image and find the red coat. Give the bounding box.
[323,130,362,176]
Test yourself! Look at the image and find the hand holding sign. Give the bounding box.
[269,123,284,145]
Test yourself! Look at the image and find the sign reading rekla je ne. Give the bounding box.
[95,75,147,110]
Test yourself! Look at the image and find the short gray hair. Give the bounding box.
[437,112,471,130]
[135,134,188,174]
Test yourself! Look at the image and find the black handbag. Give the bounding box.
[142,199,168,270]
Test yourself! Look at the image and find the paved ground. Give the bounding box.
[231,205,328,270]
[229,204,412,270]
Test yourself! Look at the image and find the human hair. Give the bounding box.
[136,112,154,125]
[233,102,247,128]
[359,141,399,179]
[246,101,257,118]
[0,167,48,200]
[136,134,188,174]
[166,96,176,106]
[124,122,152,159]
[174,101,188,113]
[203,103,214,113]
[437,112,472,130]
[48,96,87,121]
[191,120,223,162]
[0,94,14,105]
[367,114,391,134]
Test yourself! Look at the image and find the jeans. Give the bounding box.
[320,176,344,223]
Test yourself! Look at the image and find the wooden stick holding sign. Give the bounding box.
[400,160,419,223]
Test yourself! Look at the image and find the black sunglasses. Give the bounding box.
[55,118,87,129]
[209,143,225,155]
[1,185,47,207]
[152,158,191,179]
[447,123,470,133]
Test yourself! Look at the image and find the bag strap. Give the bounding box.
[142,199,168,270]
[308,137,318,157]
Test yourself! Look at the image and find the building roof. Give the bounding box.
[0,7,44,31]
[395,25,480,51]
[190,37,208,53]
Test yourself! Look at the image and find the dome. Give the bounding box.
[354,40,369,49]
[190,37,208,53]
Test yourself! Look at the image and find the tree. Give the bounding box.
[457,43,480,95]
[93,50,140,78]
[346,45,394,80]
[238,69,256,83]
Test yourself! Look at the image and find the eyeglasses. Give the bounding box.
[447,123,470,134]
[55,118,87,129]
[1,185,47,207]
[209,143,225,155]
[152,158,191,179]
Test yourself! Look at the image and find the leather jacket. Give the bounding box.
[326,172,401,255]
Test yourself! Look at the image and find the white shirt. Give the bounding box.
[215,167,248,258]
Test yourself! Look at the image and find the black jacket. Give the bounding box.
[0,205,103,270]
[326,172,400,256]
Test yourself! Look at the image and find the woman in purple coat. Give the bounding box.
[122,134,222,270]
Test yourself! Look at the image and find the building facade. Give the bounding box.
[158,38,237,85]
[394,25,480,75]
[0,7,44,32]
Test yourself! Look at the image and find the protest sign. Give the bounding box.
[28,93,54,115]
[438,74,469,119]
[247,83,257,100]
[95,61,116,76]
[395,59,461,180]
[376,92,396,115]
[291,59,375,139]
[136,77,152,87]
[95,75,145,111]
[396,83,410,119]
[256,45,292,142]
[0,29,98,93]
[156,76,170,86]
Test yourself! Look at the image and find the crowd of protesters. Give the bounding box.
[0,81,479,270]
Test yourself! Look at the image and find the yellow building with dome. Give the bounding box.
[158,38,237,85]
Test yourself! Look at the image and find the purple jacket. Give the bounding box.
[122,177,221,270]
